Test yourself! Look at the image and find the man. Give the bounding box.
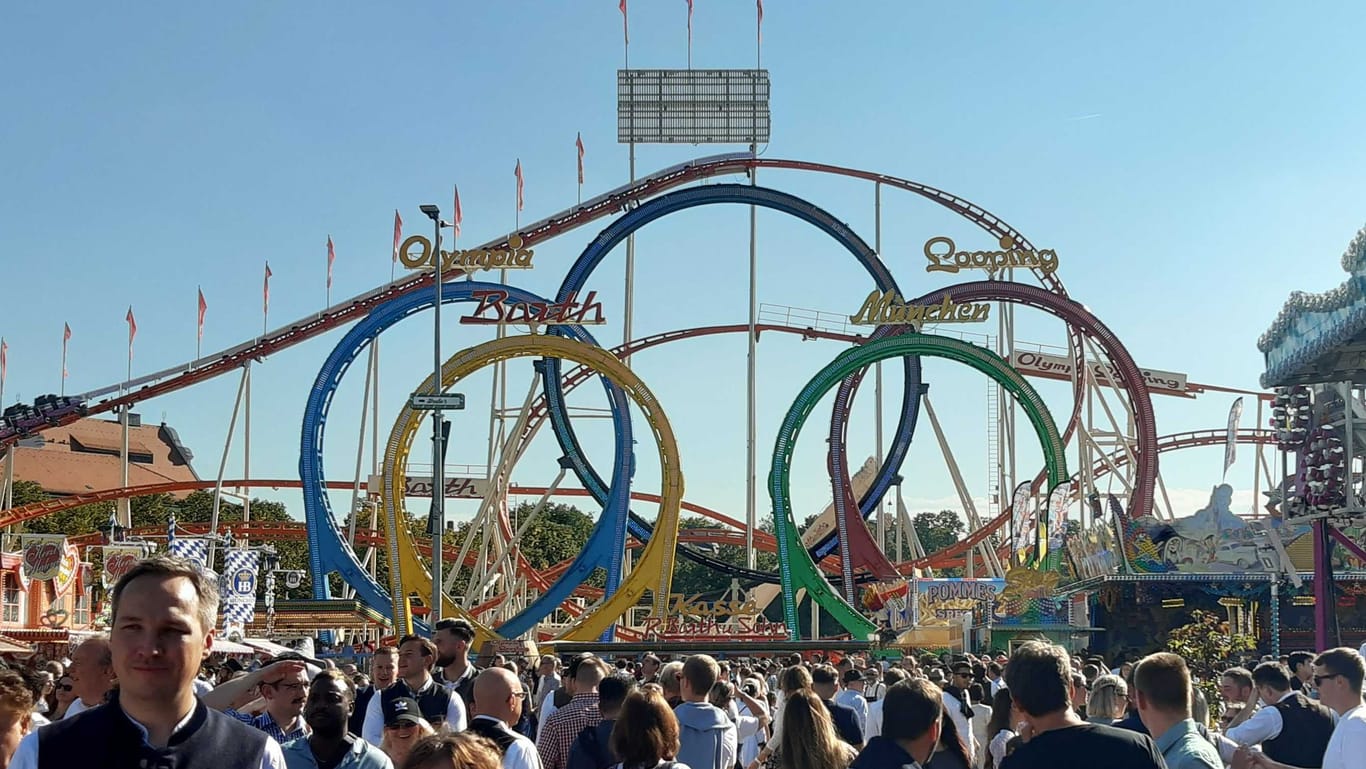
[202,657,312,743]
[866,668,906,739]
[1242,647,1366,769]
[434,619,480,711]
[352,646,397,737]
[568,674,631,769]
[11,554,285,768]
[944,662,978,763]
[734,678,769,769]
[986,662,1006,697]
[811,664,864,749]
[545,655,596,729]
[658,661,685,709]
[1289,652,1316,695]
[640,654,661,685]
[533,655,562,720]
[0,670,33,768]
[362,635,466,746]
[851,679,942,769]
[864,667,886,704]
[1216,661,1335,768]
[674,655,737,769]
[1113,667,1151,736]
[836,668,870,734]
[1132,652,1221,769]
[537,656,608,769]
[1221,667,1256,730]
[998,640,1164,769]
[468,668,541,769]
[279,669,390,769]
[64,637,115,718]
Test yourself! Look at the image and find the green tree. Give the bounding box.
[1166,609,1258,723]
[914,510,965,554]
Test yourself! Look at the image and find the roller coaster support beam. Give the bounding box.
[922,396,1002,578]
[209,365,249,567]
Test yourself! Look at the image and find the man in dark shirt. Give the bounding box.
[851,679,942,769]
[811,664,864,748]
[1000,641,1164,769]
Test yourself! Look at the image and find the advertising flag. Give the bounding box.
[62,323,71,379]
[222,548,260,634]
[453,185,463,241]
[168,538,210,570]
[757,0,764,42]
[687,0,694,50]
[0,338,7,390]
[53,541,80,598]
[619,0,629,45]
[1223,397,1244,480]
[102,544,146,590]
[20,534,67,583]
[263,262,273,320]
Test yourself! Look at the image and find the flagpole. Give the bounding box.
[622,0,635,367]
[196,287,202,362]
[120,311,132,528]
[745,0,764,569]
[60,327,67,398]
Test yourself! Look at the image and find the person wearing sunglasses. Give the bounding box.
[1238,648,1366,769]
[1215,660,1335,769]
[379,696,433,769]
[49,677,75,721]
[467,668,540,769]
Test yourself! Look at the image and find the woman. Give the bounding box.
[750,665,811,769]
[381,715,437,768]
[926,711,972,769]
[401,733,503,769]
[50,676,76,721]
[985,687,1015,769]
[610,688,689,769]
[1085,675,1128,725]
[775,690,856,769]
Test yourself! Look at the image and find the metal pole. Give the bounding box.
[242,363,251,550]
[745,145,758,568]
[431,213,445,626]
[209,366,248,567]
[623,145,636,365]
[1270,579,1281,658]
[874,182,885,550]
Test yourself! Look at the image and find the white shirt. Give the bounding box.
[834,689,869,733]
[942,690,977,764]
[540,696,561,728]
[472,715,542,769]
[535,674,561,715]
[970,703,992,769]
[1217,691,1295,763]
[1323,703,1366,769]
[63,697,91,719]
[988,677,1005,697]
[736,701,768,767]
[866,698,885,739]
[10,702,287,769]
[193,678,214,697]
[361,675,467,746]
[988,729,1014,769]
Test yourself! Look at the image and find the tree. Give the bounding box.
[1166,609,1258,722]
[913,510,965,555]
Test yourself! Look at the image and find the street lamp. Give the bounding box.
[419,204,446,626]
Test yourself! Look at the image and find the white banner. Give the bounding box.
[1224,397,1244,480]
[221,549,259,635]
[20,535,67,583]
[1011,350,1189,396]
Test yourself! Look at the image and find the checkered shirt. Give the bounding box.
[535,691,601,769]
[228,709,309,744]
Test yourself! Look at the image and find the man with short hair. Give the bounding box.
[1289,652,1317,695]
[1217,660,1335,767]
[568,674,631,769]
[944,662,979,763]
[361,634,466,746]
[11,555,285,768]
[675,655,737,769]
[1133,652,1221,769]
[64,637,115,718]
[1221,667,1256,730]
[434,618,480,711]
[280,669,391,769]
[658,660,685,709]
[998,640,1164,769]
[639,654,661,685]
[836,668,870,734]
[468,667,541,769]
[811,664,864,749]
[222,662,311,743]
[986,661,1006,697]
[851,679,942,768]
[1237,648,1366,769]
[0,670,33,768]
[864,667,886,703]
[351,646,397,738]
[533,655,562,723]
[537,656,608,769]
[866,668,907,739]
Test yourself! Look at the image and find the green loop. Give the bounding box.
[768,332,1069,639]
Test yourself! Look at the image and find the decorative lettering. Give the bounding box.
[924,236,1059,275]
[848,291,992,328]
[459,289,607,326]
[399,234,536,272]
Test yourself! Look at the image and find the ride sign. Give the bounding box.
[923,236,1059,275]
[459,289,607,326]
[398,233,535,273]
[848,290,991,328]
[639,593,789,640]
[20,535,66,583]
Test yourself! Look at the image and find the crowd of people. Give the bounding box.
[0,553,1364,768]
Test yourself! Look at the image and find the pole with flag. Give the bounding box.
[197,287,207,361]
[453,185,463,243]
[576,133,585,204]
[620,0,629,67]
[392,209,403,282]
[61,323,71,396]
[125,307,137,384]
[120,307,136,528]
[326,236,335,308]
[263,262,272,336]
[686,0,694,68]
[0,337,7,407]
[515,159,525,227]
[1223,397,1244,481]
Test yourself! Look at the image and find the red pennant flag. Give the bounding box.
[515,159,524,212]
[620,0,629,45]
[757,0,763,42]
[392,209,403,264]
[326,235,335,291]
[62,323,71,379]
[576,133,585,185]
[453,185,463,241]
[264,262,273,319]
[0,338,6,389]
[197,288,207,342]
[125,307,137,362]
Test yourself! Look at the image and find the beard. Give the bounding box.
[435,654,456,669]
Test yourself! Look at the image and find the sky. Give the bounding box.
[3,2,1366,544]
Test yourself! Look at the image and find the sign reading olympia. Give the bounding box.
[399,234,535,273]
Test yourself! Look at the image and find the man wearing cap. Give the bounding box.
[944,661,979,765]
[469,668,541,769]
[280,669,391,769]
[835,668,870,734]
[362,635,466,746]
[433,619,481,712]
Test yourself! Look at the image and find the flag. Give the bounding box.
[62,323,71,379]
[619,0,629,45]
[222,548,260,635]
[515,159,524,212]
[1223,397,1244,480]
[686,0,694,51]
[392,209,403,264]
[757,0,764,42]
[263,262,273,318]
[453,185,463,241]
[326,235,335,292]
[197,288,207,342]
[167,514,176,549]
[168,538,209,569]
[576,133,585,185]
[0,338,7,390]
[125,307,137,362]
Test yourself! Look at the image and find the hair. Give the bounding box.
[380,716,436,757]
[1133,653,1190,715]
[0,671,34,727]
[1221,666,1253,691]
[111,555,219,633]
[1315,647,1366,694]
[682,655,720,697]
[882,679,943,742]
[1191,685,1209,726]
[77,636,113,669]
[600,674,634,713]
[883,668,907,687]
[969,682,986,703]
[776,690,852,769]
[1252,661,1292,692]
[1288,651,1316,671]
[611,688,680,768]
[708,681,733,709]
[985,687,1014,765]
[987,661,1003,677]
[1086,674,1129,721]
[1003,641,1071,717]
[779,665,812,695]
[809,664,838,687]
[936,709,972,769]
[398,634,437,660]
[313,668,356,702]
[374,646,399,659]
[433,618,475,644]
[401,732,501,769]
[658,661,684,696]
[576,657,609,687]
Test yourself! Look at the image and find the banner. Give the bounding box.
[168,538,210,569]
[1009,482,1034,566]
[1223,397,1244,480]
[102,545,147,590]
[1010,350,1189,396]
[221,549,259,637]
[913,578,1004,626]
[53,543,79,598]
[21,535,67,583]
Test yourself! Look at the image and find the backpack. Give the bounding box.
[568,721,616,769]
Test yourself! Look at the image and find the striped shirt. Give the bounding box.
[228,709,309,744]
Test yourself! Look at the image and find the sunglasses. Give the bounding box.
[1313,673,1342,686]
[58,684,73,692]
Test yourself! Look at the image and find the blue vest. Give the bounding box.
[38,699,268,769]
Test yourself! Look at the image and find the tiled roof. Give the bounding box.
[11,418,199,497]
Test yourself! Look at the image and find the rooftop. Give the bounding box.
[10,417,199,497]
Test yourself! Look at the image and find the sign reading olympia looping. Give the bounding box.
[398,234,535,272]
[923,236,1059,275]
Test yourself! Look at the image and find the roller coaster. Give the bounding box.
[0,152,1274,644]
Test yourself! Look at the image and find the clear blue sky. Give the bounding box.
[2,2,1365,532]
